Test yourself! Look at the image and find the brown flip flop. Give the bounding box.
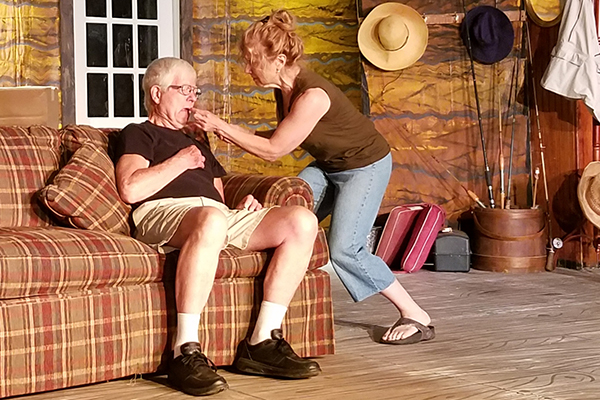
[379,317,435,345]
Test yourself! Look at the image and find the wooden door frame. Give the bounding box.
[59,0,193,125]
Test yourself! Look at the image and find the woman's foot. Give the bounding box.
[381,311,431,342]
[380,315,435,345]
[379,280,433,344]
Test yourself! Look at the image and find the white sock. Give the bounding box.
[173,313,201,358]
[249,301,288,345]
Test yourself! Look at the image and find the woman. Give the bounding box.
[193,9,434,345]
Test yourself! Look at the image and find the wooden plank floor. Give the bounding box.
[17,266,600,400]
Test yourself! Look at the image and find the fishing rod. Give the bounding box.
[525,21,555,271]
[461,0,495,208]
[505,4,524,209]
[498,84,505,209]
[379,118,486,209]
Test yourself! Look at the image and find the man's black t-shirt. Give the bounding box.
[115,121,227,207]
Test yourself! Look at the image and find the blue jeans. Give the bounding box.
[298,153,395,302]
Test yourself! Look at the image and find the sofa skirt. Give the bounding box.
[0,269,334,398]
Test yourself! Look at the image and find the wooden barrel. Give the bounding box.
[471,208,547,272]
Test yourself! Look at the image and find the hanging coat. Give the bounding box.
[541,0,600,122]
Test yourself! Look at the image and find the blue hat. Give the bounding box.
[460,6,515,64]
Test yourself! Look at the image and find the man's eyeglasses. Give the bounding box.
[169,84,202,97]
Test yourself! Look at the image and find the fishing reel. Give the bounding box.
[552,237,563,249]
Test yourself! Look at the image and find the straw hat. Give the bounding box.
[578,161,600,228]
[358,2,428,71]
[460,6,515,64]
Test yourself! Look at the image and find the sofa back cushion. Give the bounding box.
[60,124,120,160]
[38,141,131,235]
[0,125,61,227]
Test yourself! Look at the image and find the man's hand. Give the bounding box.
[176,145,205,170]
[236,194,263,211]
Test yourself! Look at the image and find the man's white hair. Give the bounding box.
[142,57,196,113]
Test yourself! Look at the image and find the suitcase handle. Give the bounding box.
[472,212,546,241]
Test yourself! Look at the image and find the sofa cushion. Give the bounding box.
[0,125,61,227]
[38,142,131,235]
[0,227,164,299]
[222,174,314,210]
[214,228,329,278]
[0,224,328,300]
[60,124,120,160]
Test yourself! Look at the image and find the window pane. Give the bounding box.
[139,74,147,117]
[112,0,132,18]
[114,74,134,117]
[113,25,133,67]
[87,73,108,117]
[138,25,157,68]
[86,24,107,67]
[86,0,106,17]
[138,0,157,19]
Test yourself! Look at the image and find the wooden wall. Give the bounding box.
[0,1,60,87]
[191,0,362,177]
[527,15,594,267]
[0,0,595,265]
[359,0,529,223]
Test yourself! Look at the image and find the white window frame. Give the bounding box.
[73,1,179,128]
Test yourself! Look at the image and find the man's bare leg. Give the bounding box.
[245,206,318,311]
[233,205,321,378]
[166,206,229,396]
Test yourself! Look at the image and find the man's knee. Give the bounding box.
[182,206,228,246]
[286,206,318,240]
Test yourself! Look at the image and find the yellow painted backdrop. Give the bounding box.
[0,0,530,224]
[361,0,529,221]
[0,1,60,87]
[192,0,362,178]
[193,0,530,222]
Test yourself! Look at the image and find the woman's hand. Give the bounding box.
[190,109,228,136]
[236,194,263,211]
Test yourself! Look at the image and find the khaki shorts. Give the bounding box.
[132,196,274,253]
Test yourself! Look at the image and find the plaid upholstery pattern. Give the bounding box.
[0,125,334,398]
[215,228,329,277]
[0,227,164,299]
[196,270,335,364]
[0,271,334,398]
[0,284,169,398]
[220,173,328,272]
[38,142,132,235]
[0,125,61,227]
[60,124,111,154]
[222,174,314,210]
[0,225,329,299]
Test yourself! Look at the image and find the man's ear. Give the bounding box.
[150,85,162,105]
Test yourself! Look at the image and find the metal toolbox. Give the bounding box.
[429,230,471,272]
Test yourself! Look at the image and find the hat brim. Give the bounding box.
[460,6,514,64]
[358,2,428,71]
[578,162,600,229]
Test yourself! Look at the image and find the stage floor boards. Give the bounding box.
[18,267,600,400]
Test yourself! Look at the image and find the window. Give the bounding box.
[72,0,179,128]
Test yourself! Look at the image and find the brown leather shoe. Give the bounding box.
[233,329,321,379]
[168,342,228,396]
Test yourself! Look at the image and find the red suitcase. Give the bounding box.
[375,203,446,273]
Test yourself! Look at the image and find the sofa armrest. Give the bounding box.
[222,174,314,210]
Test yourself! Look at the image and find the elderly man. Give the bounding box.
[114,57,321,396]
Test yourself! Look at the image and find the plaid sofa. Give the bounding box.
[0,125,335,398]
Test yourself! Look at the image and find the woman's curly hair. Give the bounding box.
[241,9,304,67]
